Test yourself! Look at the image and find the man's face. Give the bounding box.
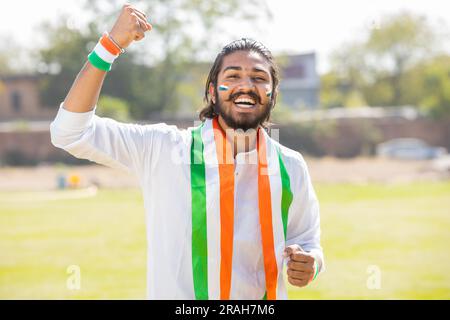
[210,50,273,131]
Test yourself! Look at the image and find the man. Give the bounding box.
[50,4,324,300]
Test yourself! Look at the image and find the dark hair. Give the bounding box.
[199,38,280,127]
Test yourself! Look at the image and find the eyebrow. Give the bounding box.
[222,66,269,74]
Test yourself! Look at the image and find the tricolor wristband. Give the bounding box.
[88,33,122,72]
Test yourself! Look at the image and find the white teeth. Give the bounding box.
[235,103,254,109]
[234,98,255,104]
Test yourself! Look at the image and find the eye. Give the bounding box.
[227,74,239,79]
[253,77,267,81]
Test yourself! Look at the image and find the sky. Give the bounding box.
[0,0,449,74]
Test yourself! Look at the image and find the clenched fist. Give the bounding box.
[109,3,152,49]
[284,244,318,288]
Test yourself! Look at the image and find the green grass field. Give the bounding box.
[1,181,449,299]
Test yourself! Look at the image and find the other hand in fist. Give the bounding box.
[284,244,318,288]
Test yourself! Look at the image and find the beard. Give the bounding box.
[213,87,272,131]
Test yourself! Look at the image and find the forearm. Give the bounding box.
[63,61,107,113]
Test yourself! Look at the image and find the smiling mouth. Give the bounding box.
[233,97,257,109]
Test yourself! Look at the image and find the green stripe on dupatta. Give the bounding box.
[277,148,293,240]
[190,125,209,299]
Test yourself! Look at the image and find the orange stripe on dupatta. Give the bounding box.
[257,129,278,300]
[212,117,235,300]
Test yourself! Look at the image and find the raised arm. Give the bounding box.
[63,3,152,113]
[50,4,161,176]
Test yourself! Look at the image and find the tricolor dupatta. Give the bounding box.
[190,117,293,300]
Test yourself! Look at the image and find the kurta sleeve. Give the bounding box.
[285,153,325,274]
[50,103,166,177]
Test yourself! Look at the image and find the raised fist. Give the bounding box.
[109,3,152,49]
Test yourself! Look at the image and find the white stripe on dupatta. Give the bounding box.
[262,129,289,299]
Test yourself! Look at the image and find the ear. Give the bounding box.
[209,83,216,104]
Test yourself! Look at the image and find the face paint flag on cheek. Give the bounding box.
[219,85,229,91]
[266,91,272,97]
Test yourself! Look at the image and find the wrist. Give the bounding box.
[107,33,125,54]
[308,260,319,284]
[87,32,123,72]
[109,30,129,49]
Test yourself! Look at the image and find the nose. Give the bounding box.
[235,76,255,91]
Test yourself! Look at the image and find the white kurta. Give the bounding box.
[50,104,325,299]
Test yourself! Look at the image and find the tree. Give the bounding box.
[418,55,450,118]
[322,11,445,109]
[320,70,368,108]
[320,71,346,108]
[365,12,438,106]
[0,52,12,75]
[97,95,132,121]
[0,36,31,76]
[321,42,371,108]
[37,20,101,107]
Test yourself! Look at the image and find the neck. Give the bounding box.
[217,116,258,158]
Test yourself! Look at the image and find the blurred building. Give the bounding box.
[0,75,55,121]
[278,52,320,109]
[0,75,61,166]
